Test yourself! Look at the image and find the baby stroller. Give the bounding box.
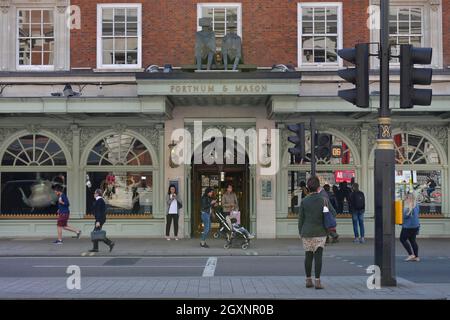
[213,210,251,250]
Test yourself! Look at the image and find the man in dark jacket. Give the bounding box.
[89,189,115,253]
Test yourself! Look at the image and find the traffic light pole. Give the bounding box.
[374,0,397,286]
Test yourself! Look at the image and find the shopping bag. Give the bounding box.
[230,211,241,224]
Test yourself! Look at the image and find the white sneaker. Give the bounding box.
[248,234,255,239]
[405,255,416,261]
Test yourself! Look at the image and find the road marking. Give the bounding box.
[202,257,217,277]
[32,265,205,268]
[349,262,355,265]
[357,265,364,268]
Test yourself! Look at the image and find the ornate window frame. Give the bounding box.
[0,0,70,71]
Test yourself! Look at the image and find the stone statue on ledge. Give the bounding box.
[222,21,242,71]
[195,17,216,70]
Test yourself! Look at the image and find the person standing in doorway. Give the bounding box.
[200,187,217,248]
[166,184,182,241]
[400,193,421,262]
[299,176,333,289]
[53,185,81,244]
[349,183,366,244]
[222,183,239,237]
[89,189,114,253]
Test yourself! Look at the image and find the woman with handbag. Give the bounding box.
[166,184,182,240]
[200,187,218,248]
[89,189,114,253]
[298,176,336,289]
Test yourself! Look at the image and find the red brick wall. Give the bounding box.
[69,0,382,69]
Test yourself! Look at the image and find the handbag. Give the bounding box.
[323,199,337,229]
[91,229,106,241]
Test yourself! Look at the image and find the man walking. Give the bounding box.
[89,189,115,253]
[54,185,81,244]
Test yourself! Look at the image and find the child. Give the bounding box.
[231,219,255,239]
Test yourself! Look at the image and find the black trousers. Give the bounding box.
[166,214,179,237]
[400,228,419,257]
[92,223,113,250]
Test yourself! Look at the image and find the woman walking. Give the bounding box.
[400,193,421,262]
[200,187,217,248]
[298,176,336,289]
[166,184,182,240]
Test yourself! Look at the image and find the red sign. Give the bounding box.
[334,170,355,183]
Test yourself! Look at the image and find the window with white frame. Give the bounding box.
[298,3,342,68]
[17,9,55,69]
[97,4,142,68]
[389,7,423,63]
[197,3,242,50]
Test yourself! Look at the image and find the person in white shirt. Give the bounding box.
[166,184,182,240]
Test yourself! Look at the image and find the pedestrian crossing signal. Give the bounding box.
[331,146,342,158]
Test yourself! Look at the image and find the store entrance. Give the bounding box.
[191,140,249,238]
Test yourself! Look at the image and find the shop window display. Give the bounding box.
[86,172,152,216]
[288,170,355,217]
[1,172,66,215]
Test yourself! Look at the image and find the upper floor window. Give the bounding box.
[298,3,343,69]
[97,4,142,69]
[17,9,55,70]
[197,3,242,50]
[389,7,423,63]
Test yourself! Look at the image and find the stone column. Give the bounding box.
[70,125,82,218]
[55,0,70,70]
[447,126,450,217]
[0,0,11,71]
[255,119,277,239]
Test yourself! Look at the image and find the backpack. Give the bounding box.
[352,192,365,210]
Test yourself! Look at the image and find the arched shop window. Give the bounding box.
[393,132,442,216]
[85,133,154,217]
[287,131,357,218]
[0,134,68,217]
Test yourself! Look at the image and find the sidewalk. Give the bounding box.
[0,276,449,299]
[0,237,449,257]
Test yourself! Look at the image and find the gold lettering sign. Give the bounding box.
[169,84,268,94]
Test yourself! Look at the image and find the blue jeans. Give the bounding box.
[201,212,211,241]
[352,210,365,238]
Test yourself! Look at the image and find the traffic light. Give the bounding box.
[315,133,332,160]
[400,44,432,109]
[337,43,370,108]
[287,123,305,161]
